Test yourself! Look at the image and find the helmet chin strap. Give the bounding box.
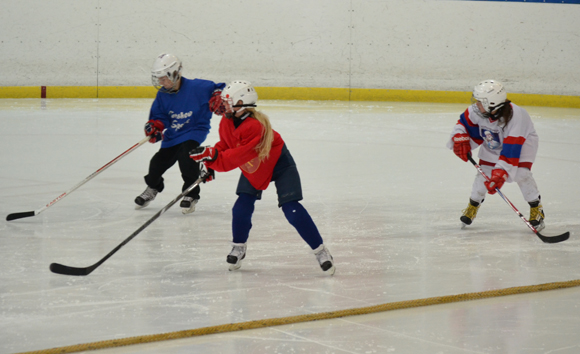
[225,104,257,118]
[160,86,179,94]
[488,103,506,121]
[156,76,181,94]
[226,110,251,120]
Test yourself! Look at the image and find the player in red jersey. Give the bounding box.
[190,80,335,275]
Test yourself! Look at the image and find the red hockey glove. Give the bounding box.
[485,168,508,194]
[190,146,218,162]
[209,90,225,115]
[452,133,471,162]
[200,163,215,183]
[144,120,165,143]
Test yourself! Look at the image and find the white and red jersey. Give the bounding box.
[447,103,539,182]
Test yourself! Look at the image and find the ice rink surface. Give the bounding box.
[1,98,579,354]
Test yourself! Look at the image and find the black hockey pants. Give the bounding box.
[144,140,201,199]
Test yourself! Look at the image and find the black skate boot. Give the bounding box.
[135,186,158,209]
[180,196,198,214]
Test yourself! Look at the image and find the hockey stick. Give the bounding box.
[49,176,205,276]
[6,136,151,221]
[467,153,569,244]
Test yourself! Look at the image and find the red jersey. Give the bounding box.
[206,115,285,190]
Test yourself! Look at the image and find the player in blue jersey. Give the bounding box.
[134,53,225,214]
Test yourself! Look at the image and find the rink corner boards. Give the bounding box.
[0,85,579,109]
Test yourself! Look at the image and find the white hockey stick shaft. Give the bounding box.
[36,135,151,214]
[7,136,150,221]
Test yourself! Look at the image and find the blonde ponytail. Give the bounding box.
[247,108,273,161]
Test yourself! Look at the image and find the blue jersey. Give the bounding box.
[149,77,225,148]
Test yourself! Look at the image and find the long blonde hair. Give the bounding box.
[246,108,273,161]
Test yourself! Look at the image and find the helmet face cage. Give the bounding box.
[471,80,507,116]
[151,54,182,92]
[221,80,258,112]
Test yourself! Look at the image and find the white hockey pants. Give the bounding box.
[470,165,541,204]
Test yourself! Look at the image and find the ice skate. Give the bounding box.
[313,244,335,275]
[460,199,481,228]
[135,186,158,209]
[180,196,198,214]
[227,243,247,271]
[529,200,545,232]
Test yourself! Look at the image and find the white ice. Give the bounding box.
[1,99,580,354]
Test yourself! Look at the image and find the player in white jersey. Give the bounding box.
[447,80,545,230]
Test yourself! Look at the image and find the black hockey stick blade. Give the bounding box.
[49,231,136,276]
[536,231,570,244]
[49,177,204,276]
[466,154,570,245]
[50,262,96,276]
[6,211,35,221]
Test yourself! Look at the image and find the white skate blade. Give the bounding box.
[228,262,242,271]
[181,200,197,214]
[461,223,468,229]
[534,221,546,232]
[134,202,150,210]
[325,265,336,276]
[182,206,195,214]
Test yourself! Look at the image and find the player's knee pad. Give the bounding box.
[470,172,488,203]
[281,201,323,249]
[514,167,532,183]
[515,168,540,202]
[232,194,257,243]
[281,201,305,226]
[232,193,257,221]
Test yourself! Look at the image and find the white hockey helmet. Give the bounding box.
[221,80,258,110]
[151,53,182,91]
[472,80,507,117]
